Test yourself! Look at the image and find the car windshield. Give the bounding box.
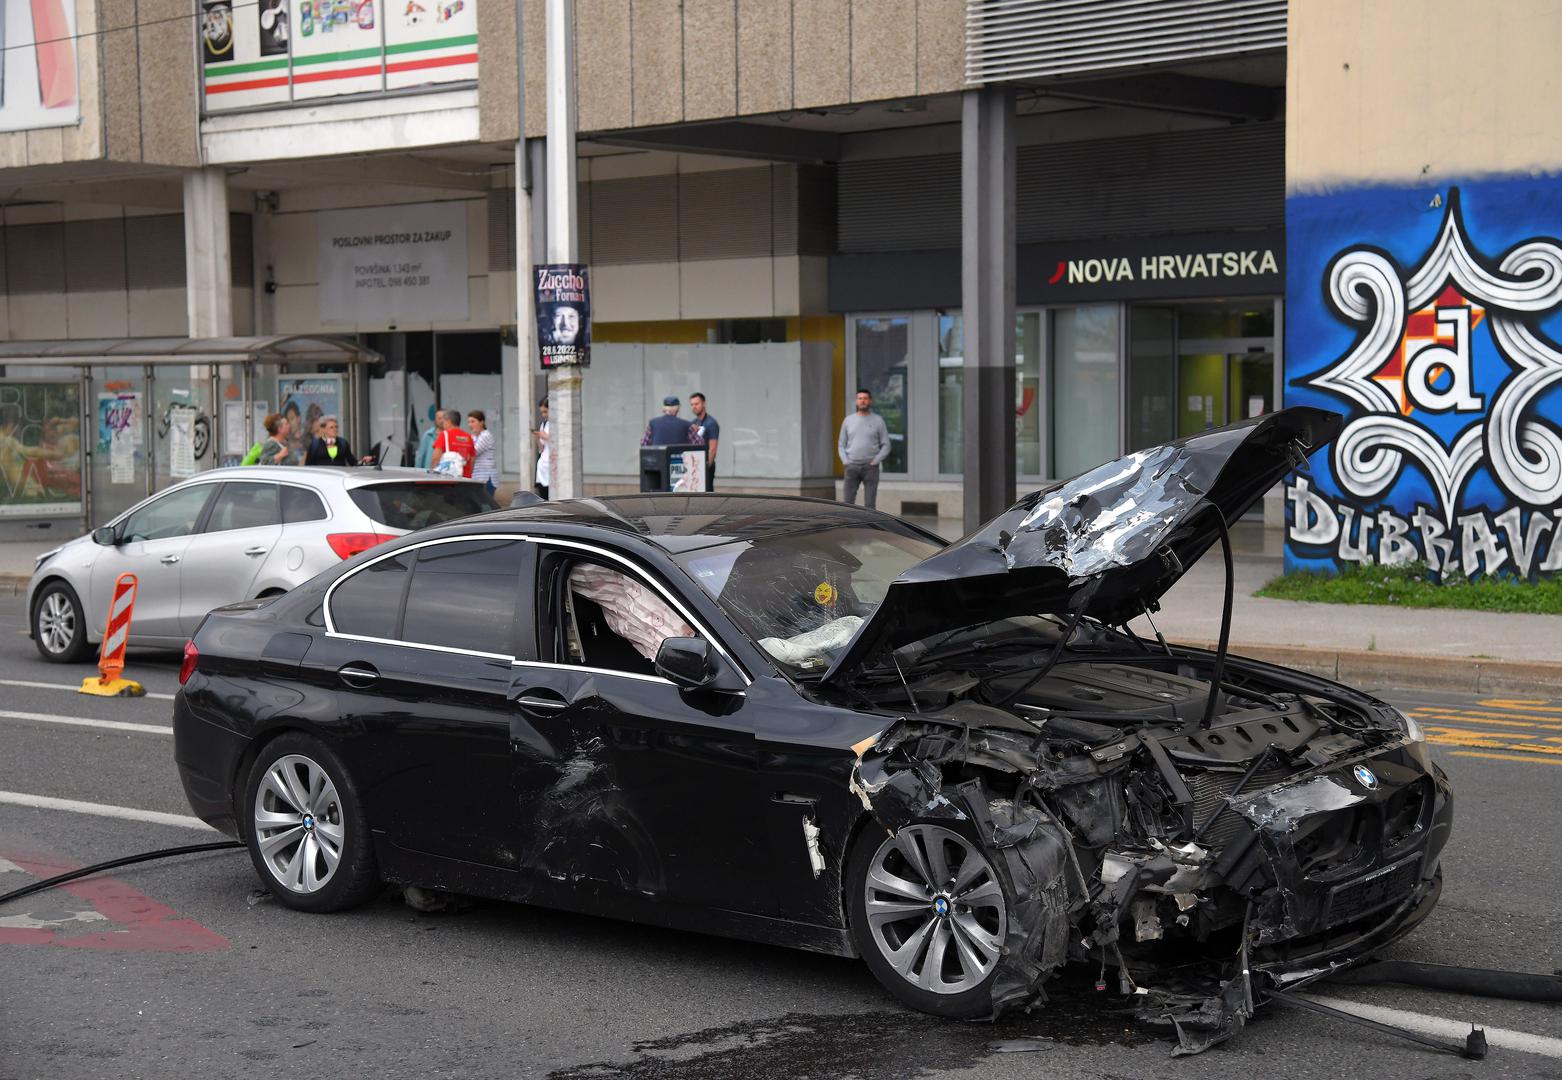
[674,524,943,674]
[349,482,498,530]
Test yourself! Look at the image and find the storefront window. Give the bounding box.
[1052,305,1120,480]
[854,317,910,474]
[1128,307,1176,450]
[936,312,1044,478]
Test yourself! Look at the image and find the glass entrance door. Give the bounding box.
[852,317,910,474]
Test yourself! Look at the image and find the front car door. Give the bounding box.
[309,534,532,872]
[90,482,218,642]
[179,480,283,635]
[509,540,768,913]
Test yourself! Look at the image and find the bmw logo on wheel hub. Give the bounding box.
[302,814,316,831]
[932,895,950,918]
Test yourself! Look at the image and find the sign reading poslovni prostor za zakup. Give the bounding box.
[318,202,469,325]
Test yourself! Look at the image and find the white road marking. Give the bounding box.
[0,678,176,701]
[0,909,108,930]
[0,791,214,831]
[1302,993,1562,1060]
[0,710,171,736]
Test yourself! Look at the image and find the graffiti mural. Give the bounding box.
[1285,179,1562,579]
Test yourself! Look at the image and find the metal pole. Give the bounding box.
[513,0,536,496]
[544,0,582,499]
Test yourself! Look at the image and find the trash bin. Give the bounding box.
[639,444,708,492]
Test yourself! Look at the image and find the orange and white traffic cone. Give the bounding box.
[79,573,146,698]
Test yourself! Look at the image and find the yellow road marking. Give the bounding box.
[1476,699,1562,714]
[1449,750,1562,767]
[1425,729,1562,755]
[1412,712,1562,731]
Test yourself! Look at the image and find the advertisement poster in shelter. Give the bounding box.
[97,391,142,485]
[277,376,345,462]
[535,263,591,368]
[0,382,82,517]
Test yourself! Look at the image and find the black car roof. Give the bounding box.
[472,493,929,553]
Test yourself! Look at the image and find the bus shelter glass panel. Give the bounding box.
[1051,306,1120,480]
[853,317,910,474]
[0,378,85,532]
[89,366,151,526]
[150,373,215,491]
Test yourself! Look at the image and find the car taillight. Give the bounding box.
[327,532,389,560]
[179,640,199,686]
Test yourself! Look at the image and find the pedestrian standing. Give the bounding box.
[467,410,498,494]
[533,398,552,499]
[689,392,720,491]
[838,388,890,509]
[641,396,698,447]
[415,407,438,469]
[304,415,372,466]
[431,408,476,478]
[257,412,297,466]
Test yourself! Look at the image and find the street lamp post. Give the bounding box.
[543,0,582,499]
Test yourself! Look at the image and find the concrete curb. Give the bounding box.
[1211,641,1562,696]
[0,574,27,597]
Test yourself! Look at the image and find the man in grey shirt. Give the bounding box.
[838,388,891,509]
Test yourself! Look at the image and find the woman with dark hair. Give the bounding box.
[303,415,372,466]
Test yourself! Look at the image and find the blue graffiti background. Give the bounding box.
[1284,175,1562,575]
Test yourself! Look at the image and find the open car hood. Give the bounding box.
[822,406,1342,685]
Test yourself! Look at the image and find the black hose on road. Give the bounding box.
[0,841,244,906]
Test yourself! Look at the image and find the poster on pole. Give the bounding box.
[534,264,591,369]
[0,382,82,517]
[318,202,470,325]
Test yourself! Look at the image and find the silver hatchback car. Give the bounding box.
[27,466,498,662]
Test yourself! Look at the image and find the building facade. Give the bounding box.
[1,0,1552,574]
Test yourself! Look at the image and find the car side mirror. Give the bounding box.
[654,636,719,691]
[92,525,120,546]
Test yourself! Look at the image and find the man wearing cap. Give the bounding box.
[641,395,699,447]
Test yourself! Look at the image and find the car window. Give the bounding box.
[401,539,527,656]
[559,559,695,676]
[204,482,280,533]
[330,551,413,638]
[281,485,329,524]
[348,482,498,530]
[121,484,218,543]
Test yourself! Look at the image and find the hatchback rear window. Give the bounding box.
[348,482,498,530]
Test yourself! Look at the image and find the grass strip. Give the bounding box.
[1256,561,1562,615]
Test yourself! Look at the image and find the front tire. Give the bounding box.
[32,580,90,663]
[847,822,1010,1018]
[243,733,380,913]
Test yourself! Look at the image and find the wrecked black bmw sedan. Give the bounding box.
[173,406,1450,1054]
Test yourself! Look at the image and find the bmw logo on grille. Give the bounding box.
[1352,764,1378,790]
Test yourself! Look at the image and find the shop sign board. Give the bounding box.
[202,0,478,111]
[318,202,470,326]
[0,382,82,517]
[1020,231,1284,303]
[1284,180,1562,581]
[0,0,81,131]
[534,263,591,369]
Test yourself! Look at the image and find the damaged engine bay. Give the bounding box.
[841,623,1451,1055]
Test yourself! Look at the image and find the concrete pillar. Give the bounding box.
[544,0,582,499]
[960,86,1017,533]
[182,168,233,338]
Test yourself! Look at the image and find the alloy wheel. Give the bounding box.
[862,824,1007,995]
[37,591,77,655]
[253,754,346,894]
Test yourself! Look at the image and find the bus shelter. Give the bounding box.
[0,336,381,541]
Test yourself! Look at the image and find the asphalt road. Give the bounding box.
[1,594,1559,1080]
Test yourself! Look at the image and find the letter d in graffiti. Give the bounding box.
[1403,307,1483,413]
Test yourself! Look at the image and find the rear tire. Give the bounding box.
[32,580,91,663]
[243,733,380,913]
[847,821,1011,1018]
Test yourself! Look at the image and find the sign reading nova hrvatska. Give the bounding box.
[1284,179,1562,581]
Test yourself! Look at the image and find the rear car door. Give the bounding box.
[90,482,218,640]
[179,481,282,635]
[309,535,532,870]
[509,543,769,913]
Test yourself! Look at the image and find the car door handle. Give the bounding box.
[160,554,180,565]
[244,546,269,557]
[337,663,380,688]
[513,688,568,712]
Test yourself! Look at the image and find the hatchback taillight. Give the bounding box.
[179,640,199,686]
[327,532,389,560]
